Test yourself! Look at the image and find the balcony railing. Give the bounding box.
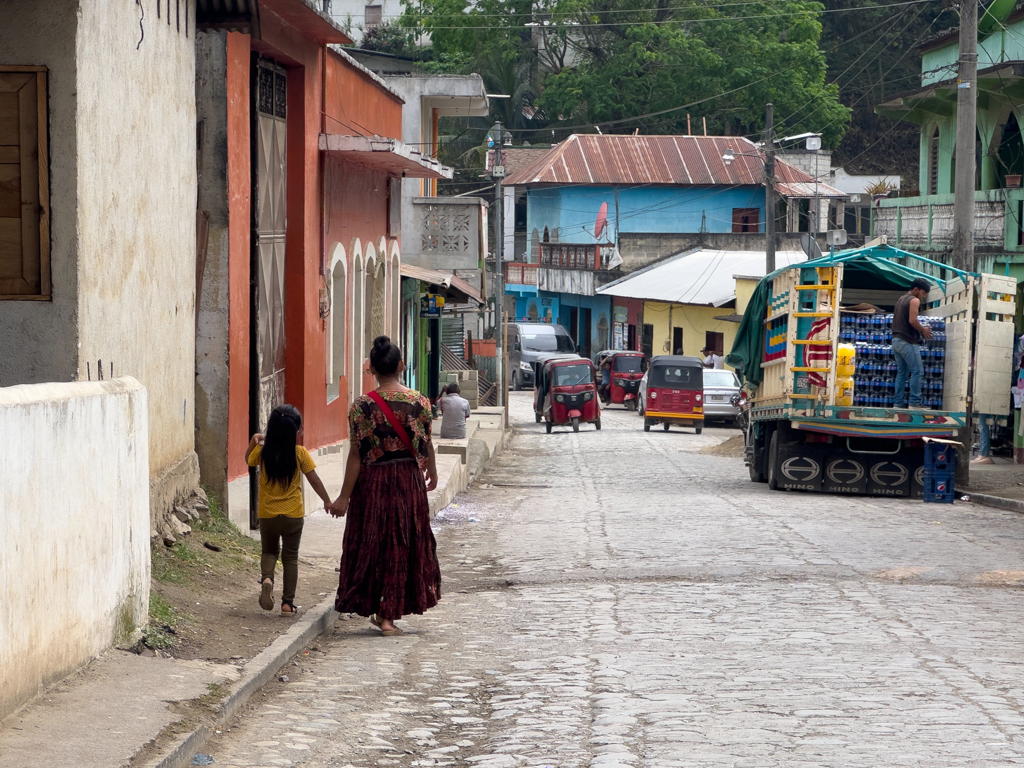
[538,243,607,270]
[874,189,1024,252]
[505,262,539,286]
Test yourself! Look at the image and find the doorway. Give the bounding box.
[580,307,592,359]
[672,327,684,355]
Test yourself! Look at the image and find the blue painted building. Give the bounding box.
[502,134,844,359]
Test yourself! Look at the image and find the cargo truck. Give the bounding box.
[727,242,1016,497]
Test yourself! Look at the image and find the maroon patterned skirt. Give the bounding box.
[335,458,441,620]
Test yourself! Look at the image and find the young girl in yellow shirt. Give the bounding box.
[246,404,333,616]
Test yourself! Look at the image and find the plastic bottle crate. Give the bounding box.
[924,442,955,472]
[922,472,955,503]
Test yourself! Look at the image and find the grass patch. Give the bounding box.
[152,547,188,585]
[151,489,260,585]
[145,592,184,649]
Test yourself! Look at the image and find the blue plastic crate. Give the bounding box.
[924,442,955,472]
[922,472,955,504]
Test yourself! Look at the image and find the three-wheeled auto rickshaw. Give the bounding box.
[533,354,601,433]
[638,355,704,433]
[595,350,646,410]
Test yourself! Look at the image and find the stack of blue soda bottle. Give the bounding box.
[838,311,946,409]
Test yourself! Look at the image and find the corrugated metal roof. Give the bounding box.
[503,134,845,198]
[596,248,808,306]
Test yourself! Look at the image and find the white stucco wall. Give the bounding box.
[0,1,80,384]
[0,378,150,722]
[75,2,199,500]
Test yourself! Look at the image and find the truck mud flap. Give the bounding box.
[781,441,924,496]
[776,441,824,491]
[866,458,913,497]
[822,456,868,495]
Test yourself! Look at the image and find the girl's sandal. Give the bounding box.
[259,578,274,611]
[281,602,299,617]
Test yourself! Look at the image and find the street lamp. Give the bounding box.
[491,122,506,409]
[722,147,736,165]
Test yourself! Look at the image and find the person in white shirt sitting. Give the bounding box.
[439,381,472,439]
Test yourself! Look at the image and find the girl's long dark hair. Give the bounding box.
[262,404,302,489]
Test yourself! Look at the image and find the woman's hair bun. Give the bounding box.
[370,335,402,376]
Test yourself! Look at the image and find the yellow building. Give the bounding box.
[597,249,808,368]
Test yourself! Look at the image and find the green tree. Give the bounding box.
[818,0,951,181]
[539,0,850,146]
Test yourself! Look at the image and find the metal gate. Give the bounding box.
[253,59,288,429]
[249,58,288,528]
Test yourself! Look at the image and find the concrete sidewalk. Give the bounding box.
[966,457,1024,512]
[0,407,511,768]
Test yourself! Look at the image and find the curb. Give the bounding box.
[967,491,1024,514]
[143,594,339,768]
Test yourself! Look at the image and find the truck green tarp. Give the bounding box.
[725,244,962,386]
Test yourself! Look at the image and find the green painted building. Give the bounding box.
[875,6,1024,281]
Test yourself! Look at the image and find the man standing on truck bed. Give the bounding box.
[892,277,934,410]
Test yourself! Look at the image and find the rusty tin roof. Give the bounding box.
[503,134,844,198]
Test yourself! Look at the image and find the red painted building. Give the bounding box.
[194,2,447,528]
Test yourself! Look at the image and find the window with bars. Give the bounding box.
[257,63,287,119]
[0,68,49,299]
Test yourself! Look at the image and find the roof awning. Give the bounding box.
[776,181,847,200]
[260,0,351,43]
[400,264,483,305]
[197,0,352,43]
[319,134,453,179]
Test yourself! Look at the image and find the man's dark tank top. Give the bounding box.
[892,293,922,344]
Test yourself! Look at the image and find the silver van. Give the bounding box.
[508,322,576,390]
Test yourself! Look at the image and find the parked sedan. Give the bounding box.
[702,368,742,423]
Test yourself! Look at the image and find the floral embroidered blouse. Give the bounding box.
[349,390,433,471]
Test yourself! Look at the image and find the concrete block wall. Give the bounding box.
[0,378,150,722]
[443,370,480,409]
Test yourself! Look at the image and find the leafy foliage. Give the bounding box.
[359,19,415,56]
[402,0,851,147]
[819,0,953,180]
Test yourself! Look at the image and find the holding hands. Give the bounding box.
[327,494,349,518]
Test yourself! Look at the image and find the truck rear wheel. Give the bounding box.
[766,430,780,490]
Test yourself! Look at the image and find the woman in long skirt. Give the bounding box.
[329,335,441,636]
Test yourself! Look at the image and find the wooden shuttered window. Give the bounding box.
[0,68,49,299]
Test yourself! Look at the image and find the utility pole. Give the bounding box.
[491,122,505,408]
[952,0,978,272]
[951,0,977,488]
[764,103,776,274]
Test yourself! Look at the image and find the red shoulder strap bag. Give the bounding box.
[366,391,417,459]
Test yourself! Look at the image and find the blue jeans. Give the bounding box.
[892,336,923,408]
[979,415,992,457]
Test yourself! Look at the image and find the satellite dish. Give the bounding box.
[595,202,609,239]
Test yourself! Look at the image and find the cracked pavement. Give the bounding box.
[203,392,1024,767]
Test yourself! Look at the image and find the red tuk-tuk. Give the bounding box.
[638,355,704,433]
[596,350,646,410]
[533,354,601,433]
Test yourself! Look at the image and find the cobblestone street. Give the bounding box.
[205,392,1024,767]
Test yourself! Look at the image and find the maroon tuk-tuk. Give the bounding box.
[596,350,646,410]
[533,354,601,433]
